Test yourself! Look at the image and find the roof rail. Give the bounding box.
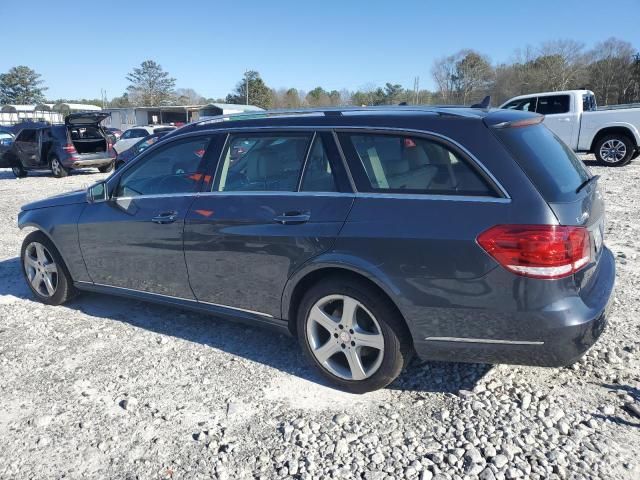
[192,104,488,126]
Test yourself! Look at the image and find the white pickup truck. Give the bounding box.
[500,90,640,166]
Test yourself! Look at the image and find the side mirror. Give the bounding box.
[87,181,108,203]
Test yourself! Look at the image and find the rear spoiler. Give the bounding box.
[483,111,544,129]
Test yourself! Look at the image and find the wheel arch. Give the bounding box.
[282,257,412,339]
[590,125,639,152]
[18,208,90,283]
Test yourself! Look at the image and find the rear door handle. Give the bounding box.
[152,211,178,224]
[274,211,310,225]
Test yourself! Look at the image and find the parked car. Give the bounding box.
[501,90,640,166]
[105,127,123,140]
[17,106,615,393]
[0,130,15,167]
[113,125,176,154]
[4,113,116,178]
[114,131,171,169]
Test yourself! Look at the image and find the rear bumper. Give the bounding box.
[413,247,615,367]
[66,157,114,168]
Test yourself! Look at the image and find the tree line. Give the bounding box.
[1,37,639,111]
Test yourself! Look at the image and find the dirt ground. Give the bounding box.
[0,159,638,480]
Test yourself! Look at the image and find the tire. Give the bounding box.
[98,161,114,173]
[594,134,634,167]
[11,163,27,178]
[20,231,76,306]
[631,150,640,160]
[297,276,412,393]
[50,156,69,178]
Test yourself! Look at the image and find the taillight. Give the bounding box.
[63,143,77,154]
[477,225,591,279]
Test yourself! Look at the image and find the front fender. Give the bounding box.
[18,205,91,282]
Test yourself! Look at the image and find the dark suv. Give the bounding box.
[6,113,116,178]
[17,107,615,393]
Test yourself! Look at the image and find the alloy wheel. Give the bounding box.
[306,294,385,381]
[23,242,58,297]
[599,139,627,163]
[51,158,61,176]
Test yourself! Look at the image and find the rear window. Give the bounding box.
[494,124,590,202]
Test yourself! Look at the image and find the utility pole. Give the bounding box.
[414,77,420,104]
[245,70,249,105]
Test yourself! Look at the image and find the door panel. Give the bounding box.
[184,193,354,317]
[78,134,217,298]
[78,196,196,298]
[14,130,39,167]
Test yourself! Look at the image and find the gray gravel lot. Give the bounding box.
[0,160,639,480]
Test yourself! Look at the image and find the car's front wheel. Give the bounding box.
[11,163,27,178]
[50,156,69,178]
[297,276,412,393]
[98,161,115,173]
[21,231,76,305]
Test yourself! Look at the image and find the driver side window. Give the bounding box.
[115,136,210,197]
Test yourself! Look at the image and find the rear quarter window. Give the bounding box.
[340,133,497,197]
[494,124,590,202]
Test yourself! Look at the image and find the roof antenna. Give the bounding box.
[471,95,491,109]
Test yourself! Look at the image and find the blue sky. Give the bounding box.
[2,0,640,101]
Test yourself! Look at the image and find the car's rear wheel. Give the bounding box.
[594,134,633,167]
[50,156,69,178]
[21,231,76,305]
[98,161,114,173]
[297,277,412,393]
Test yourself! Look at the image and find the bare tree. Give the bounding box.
[431,55,457,103]
[587,38,635,105]
[432,50,493,104]
[537,40,588,91]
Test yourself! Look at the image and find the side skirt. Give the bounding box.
[74,281,291,336]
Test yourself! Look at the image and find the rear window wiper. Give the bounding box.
[576,174,600,193]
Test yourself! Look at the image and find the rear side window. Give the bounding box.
[300,137,337,192]
[536,95,570,115]
[215,133,312,192]
[503,97,537,112]
[494,124,589,202]
[122,129,148,139]
[341,133,496,196]
[16,129,36,142]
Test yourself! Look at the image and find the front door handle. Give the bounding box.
[152,211,178,224]
[274,211,310,225]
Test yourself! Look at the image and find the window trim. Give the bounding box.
[136,125,510,201]
[335,128,508,199]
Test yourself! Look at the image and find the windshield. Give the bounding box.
[494,124,590,202]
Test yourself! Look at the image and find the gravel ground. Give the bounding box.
[0,159,639,480]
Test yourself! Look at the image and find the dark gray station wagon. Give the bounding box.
[18,106,615,393]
